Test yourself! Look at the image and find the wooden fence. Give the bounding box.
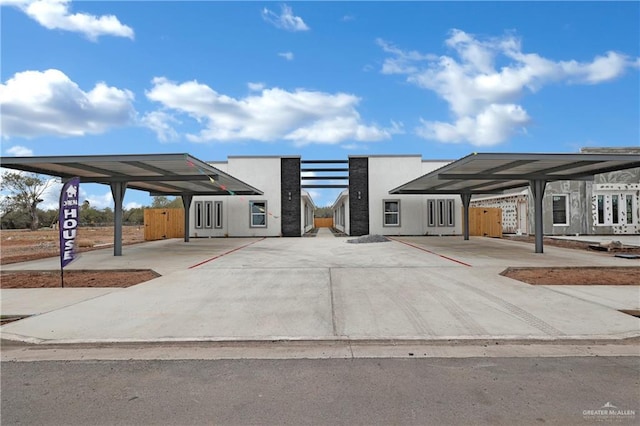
[314,218,334,228]
[465,207,502,238]
[144,208,185,241]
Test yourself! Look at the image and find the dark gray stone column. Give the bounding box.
[349,157,369,236]
[181,194,193,242]
[281,157,301,237]
[110,182,127,256]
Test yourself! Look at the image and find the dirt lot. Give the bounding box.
[1,269,160,289]
[502,267,640,285]
[1,226,151,288]
[1,226,145,265]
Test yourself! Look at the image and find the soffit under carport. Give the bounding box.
[0,153,263,196]
[389,152,640,195]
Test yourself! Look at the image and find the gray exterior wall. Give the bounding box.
[280,157,301,237]
[349,157,369,236]
[539,147,640,235]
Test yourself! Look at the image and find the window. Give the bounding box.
[626,195,633,225]
[612,196,619,224]
[552,195,568,225]
[437,200,446,226]
[204,201,213,228]
[194,201,203,229]
[446,199,455,227]
[250,201,267,227]
[427,200,436,227]
[428,198,455,227]
[597,195,605,224]
[214,201,223,229]
[596,193,637,226]
[383,200,400,226]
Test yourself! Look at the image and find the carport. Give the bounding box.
[0,153,263,256]
[389,152,640,253]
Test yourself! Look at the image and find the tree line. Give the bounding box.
[0,172,183,230]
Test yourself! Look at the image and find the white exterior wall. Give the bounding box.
[332,190,349,234]
[368,157,460,236]
[301,191,315,233]
[190,157,282,237]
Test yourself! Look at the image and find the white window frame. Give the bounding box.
[383,200,400,227]
[194,201,203,229]
[250,201,267,228]
[204,201,213,228]
[552,194,569,226]
[214,201,223,229]
[437,199,446,227]
[597,194,606,225]
[625,194,634,225]
[595,193,636,226]
[427,199,436,227]
[446,199,455,227]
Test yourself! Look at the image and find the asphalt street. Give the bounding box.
[2,357,639,425]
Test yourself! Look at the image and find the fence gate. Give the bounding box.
[466,207,503,238]
[314,218,334,228]
[144,208,185,241]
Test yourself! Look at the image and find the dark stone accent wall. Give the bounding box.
[349,157,369,236]
[281,158,302,237]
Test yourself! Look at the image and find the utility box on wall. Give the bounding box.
[144,208,185,241]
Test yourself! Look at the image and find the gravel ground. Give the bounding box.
[347,234,390,244]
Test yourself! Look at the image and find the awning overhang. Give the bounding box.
[0,153,263,196]
[0,153,263,256]
[390,152,640,195]
[389,152,640,254]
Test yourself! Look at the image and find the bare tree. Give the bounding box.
[0,172,56,230]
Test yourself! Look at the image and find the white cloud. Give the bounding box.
[416,104,530,146]
[33,178,62,210]
[5,145,34,156]
[125,201,142,210]
[80,189,113,210]
[140,111,179,142]
[1,0,134,41]
[0,69,135,139]
[262,4,309,32]
[248,82,266,91]
[145,77,395,145]
[278,51,294,61]
[380,29,639,146]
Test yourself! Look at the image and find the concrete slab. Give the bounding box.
[331,267,639,339]
[550,235,640,247]
[542,286,640,310]
[1,268,334,343]
[1,236,638,344]
[1,238,263,275]
[315,228,335,238]
[1,288,120,316]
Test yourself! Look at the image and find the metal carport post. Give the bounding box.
[110,181,127,256]
[530,179,547,254]
[181,194,193,243]
[460,192,472,241]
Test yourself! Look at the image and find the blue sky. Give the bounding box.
[1,1,638,208]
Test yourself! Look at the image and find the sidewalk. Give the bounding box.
[2,236,638,345]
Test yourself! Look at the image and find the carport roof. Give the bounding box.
[0,153,263,196]
[389,152,640,195]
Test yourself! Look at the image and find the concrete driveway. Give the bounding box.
[1,232,638,344]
